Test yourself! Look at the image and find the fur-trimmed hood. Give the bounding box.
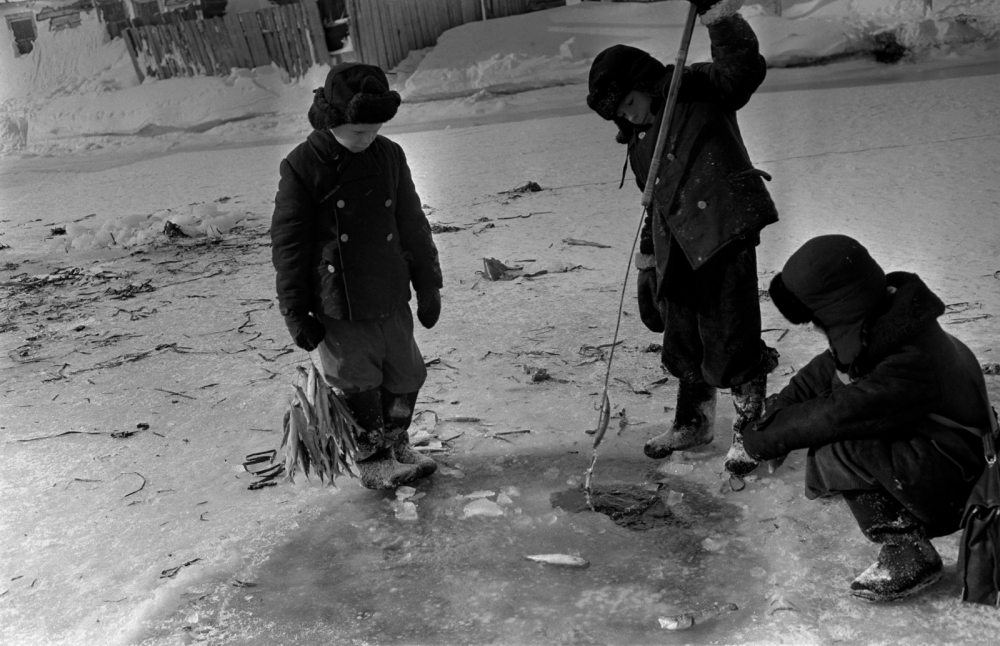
[854,271,945,371]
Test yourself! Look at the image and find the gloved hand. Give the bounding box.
[283,310,326,351]
[417,288,441,329]
[689,0,744,23]
[637,268,664,333]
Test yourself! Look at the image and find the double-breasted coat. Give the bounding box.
[271,129,442,322]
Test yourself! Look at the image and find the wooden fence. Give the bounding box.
[344,0,534,72]
[122,1,329,82]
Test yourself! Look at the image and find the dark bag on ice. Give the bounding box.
[955,405,1000,607]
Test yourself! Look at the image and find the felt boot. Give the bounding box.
[382,388,437,479]
[844,491,943,602]
[725,372,767,477]
[344,389,420,490]
[644,381,718,459]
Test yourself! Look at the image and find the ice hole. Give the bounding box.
[550,484,673,531]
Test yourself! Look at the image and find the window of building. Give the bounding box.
[6,12,37,57]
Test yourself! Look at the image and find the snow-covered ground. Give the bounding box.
[2,1,1000,644]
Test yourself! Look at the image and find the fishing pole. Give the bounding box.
[584,3,700,507]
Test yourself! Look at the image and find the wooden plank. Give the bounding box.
[141,25,167,79]
[301,0,329,64]
[186,19,214,75]
[413,0,434,48]
[223,13,254,69]
[205,19,232,75]
[164,22,192,76]
[282,4,310,72]
[123,28,145,83]
[255,10,281,71]
[289,2,314,68]
[196,19,220,74]
[351,0,374,64]
[422,0,439,48]
[381,0,403,68]
[271,7,300,77]
[212,17,240,73]
[404,0,423,53]
[381,0,402,69]
[277,5,304,77]
[343,0,362,62]
[157,25,182,77]
[239,11,271,68]
[180,18,208,75]
[401,0,421,51]
[365,0,389,69]
[259,9,291,75]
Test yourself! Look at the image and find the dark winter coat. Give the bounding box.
[630,15,778,282]
[271,129,442,322]
[743,272,993,464]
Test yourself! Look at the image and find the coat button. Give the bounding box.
[666,153,675,161]
[385,199,392,207]
[697,200,707,209]
[655,177,659,185]
[327,264,335,273]
[340,234,348,242]
[638,132,646,140]
[337,200,345,208]
[386,233,393,241]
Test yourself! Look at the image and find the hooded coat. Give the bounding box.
[609,15,779,280]
[271,129,442,322]
[743,272,989,497]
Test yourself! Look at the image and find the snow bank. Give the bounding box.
[2,0,998,153]
[0,13,132,106]
[57,202,249,252]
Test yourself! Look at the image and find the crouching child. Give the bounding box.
[743,234,991,601]
[270,63,443,490]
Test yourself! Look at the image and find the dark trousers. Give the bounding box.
[658,236,770,389]
[806,431,984,538]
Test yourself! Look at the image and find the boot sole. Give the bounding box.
[849,569,943,602]
[643,435,714,459]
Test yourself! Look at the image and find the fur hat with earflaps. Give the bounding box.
[308,63,402,131]
[586,44,667,144]
[769,235,887,365]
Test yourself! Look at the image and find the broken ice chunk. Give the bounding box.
[463,498,504,518]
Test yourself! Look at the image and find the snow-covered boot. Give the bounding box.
[844,491,943,602]
[382,389,437,479]
[644,381,718,459]
[344,389,420,490]
[725,372,767,477]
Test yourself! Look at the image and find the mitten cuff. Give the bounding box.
[634,253,656,271]
[701,0,744,25]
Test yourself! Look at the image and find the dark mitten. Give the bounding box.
[637,268,664,333]
[416,288,441,329]
[690,0,744,23]
[283,311,326,351]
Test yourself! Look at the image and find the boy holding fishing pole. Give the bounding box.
[271,62,443,490]
[586,0,779,477]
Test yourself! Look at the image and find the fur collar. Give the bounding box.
[857,272,944,366]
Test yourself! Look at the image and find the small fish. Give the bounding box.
[523,554,590,568]
[658,603,738,631]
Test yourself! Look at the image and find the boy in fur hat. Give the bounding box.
[586,0,779,477]
[270,63,443,490]
[744,234,991,601]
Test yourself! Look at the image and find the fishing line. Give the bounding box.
[583,203,647,509]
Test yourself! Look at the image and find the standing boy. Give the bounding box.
[744,235,990,601]
[271,63,443,490]
[586,0,779,476]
